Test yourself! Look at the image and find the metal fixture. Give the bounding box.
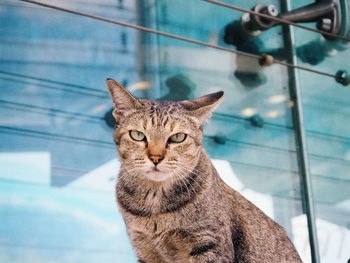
[335,70,350,85]
[248,114,264,128]
[213,135,227,145]
[240,0,344,40]
[241,4,279,37]
[258,53,274,66]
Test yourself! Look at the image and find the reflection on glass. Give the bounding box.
[3,0,349,262]
[292,0,350,262]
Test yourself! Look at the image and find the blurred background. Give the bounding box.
[0,0,349,262]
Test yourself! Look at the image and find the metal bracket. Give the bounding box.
[240,0,343,40]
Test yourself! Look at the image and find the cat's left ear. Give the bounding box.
[180,91,224,125]
[106,78,142,120]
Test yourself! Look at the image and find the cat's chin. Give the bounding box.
[144,169,173,182]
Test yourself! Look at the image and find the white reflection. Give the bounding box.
[0,196,121,235]
[344,150,350,161]
[128,81,151,91]
[292,215,350,263]
[0,152,50,185]
[327,49,337,56]
[91,104,109,114]
[68,159,120,192]
[212,159,274,219]
[288,101,295,108]
[264,110,282,118]
[267,95,287,104]
[241,108,257,117]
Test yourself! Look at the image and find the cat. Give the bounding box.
[106,78,302,263]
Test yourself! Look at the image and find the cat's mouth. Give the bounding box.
[144,166,173,182]
[148,167,164,175]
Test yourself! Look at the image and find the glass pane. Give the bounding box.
[0,1,136,262]
[1,0,312,262]
[292,0,350,262]
[152,0,310,261]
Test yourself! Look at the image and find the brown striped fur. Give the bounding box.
[107,79,302,263]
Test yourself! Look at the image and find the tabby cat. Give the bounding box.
[106,79,302,263]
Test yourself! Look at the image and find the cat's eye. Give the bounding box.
[168,133,187,143]
[129,130,146,141]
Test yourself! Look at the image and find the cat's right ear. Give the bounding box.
[180,91,224,126]
[106,78,142,120]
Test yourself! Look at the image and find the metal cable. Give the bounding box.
[18,0,260,59]
[17,0,336,79]
[0,99,104,121]
[201,0,350,42]
[0,242,126,254]
[0,70,107,95]
[0,126,114,148]
[274,60,335,77]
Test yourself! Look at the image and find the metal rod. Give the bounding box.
[279,1,334,22]
[17,0,260,59]
[200,0,350,42]
[0,125,114,148]
[0,99,103,121]
[17,0,336,79]
[281,0,321,262]
[274,60,335,77]
[0,69,107,95]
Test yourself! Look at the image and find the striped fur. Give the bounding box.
[107,79,302,263]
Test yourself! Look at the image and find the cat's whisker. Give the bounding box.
[173,169,194,196]
[175,163,202,177]
[175,167,197,196]
[119,164,139,174]
[178,166,206,180]
[175,163,206,195]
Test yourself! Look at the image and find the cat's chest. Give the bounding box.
[125,212,182,236]
[123,198,212,239]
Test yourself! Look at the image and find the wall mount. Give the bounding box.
[240,0,344,40]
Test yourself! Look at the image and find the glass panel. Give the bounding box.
[0,1,136,262]
[152,0,310,261]
[292,0,350,262]
[1,0,312,262]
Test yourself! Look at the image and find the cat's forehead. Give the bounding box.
[140,100,186,127]
[121,99,194,132]
[141,99,183,114]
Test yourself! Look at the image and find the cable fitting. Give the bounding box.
[335,70,350,86]
[259,53,274,66]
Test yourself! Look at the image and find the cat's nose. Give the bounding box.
[148,154,164,165]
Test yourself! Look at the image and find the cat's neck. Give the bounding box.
[117,149,214,216]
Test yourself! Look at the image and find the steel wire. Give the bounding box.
[17,0,338,79]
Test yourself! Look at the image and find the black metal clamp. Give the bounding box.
[240,0,344,40]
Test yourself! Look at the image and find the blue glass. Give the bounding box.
[291,0,350,262]
[4,0,345,262]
